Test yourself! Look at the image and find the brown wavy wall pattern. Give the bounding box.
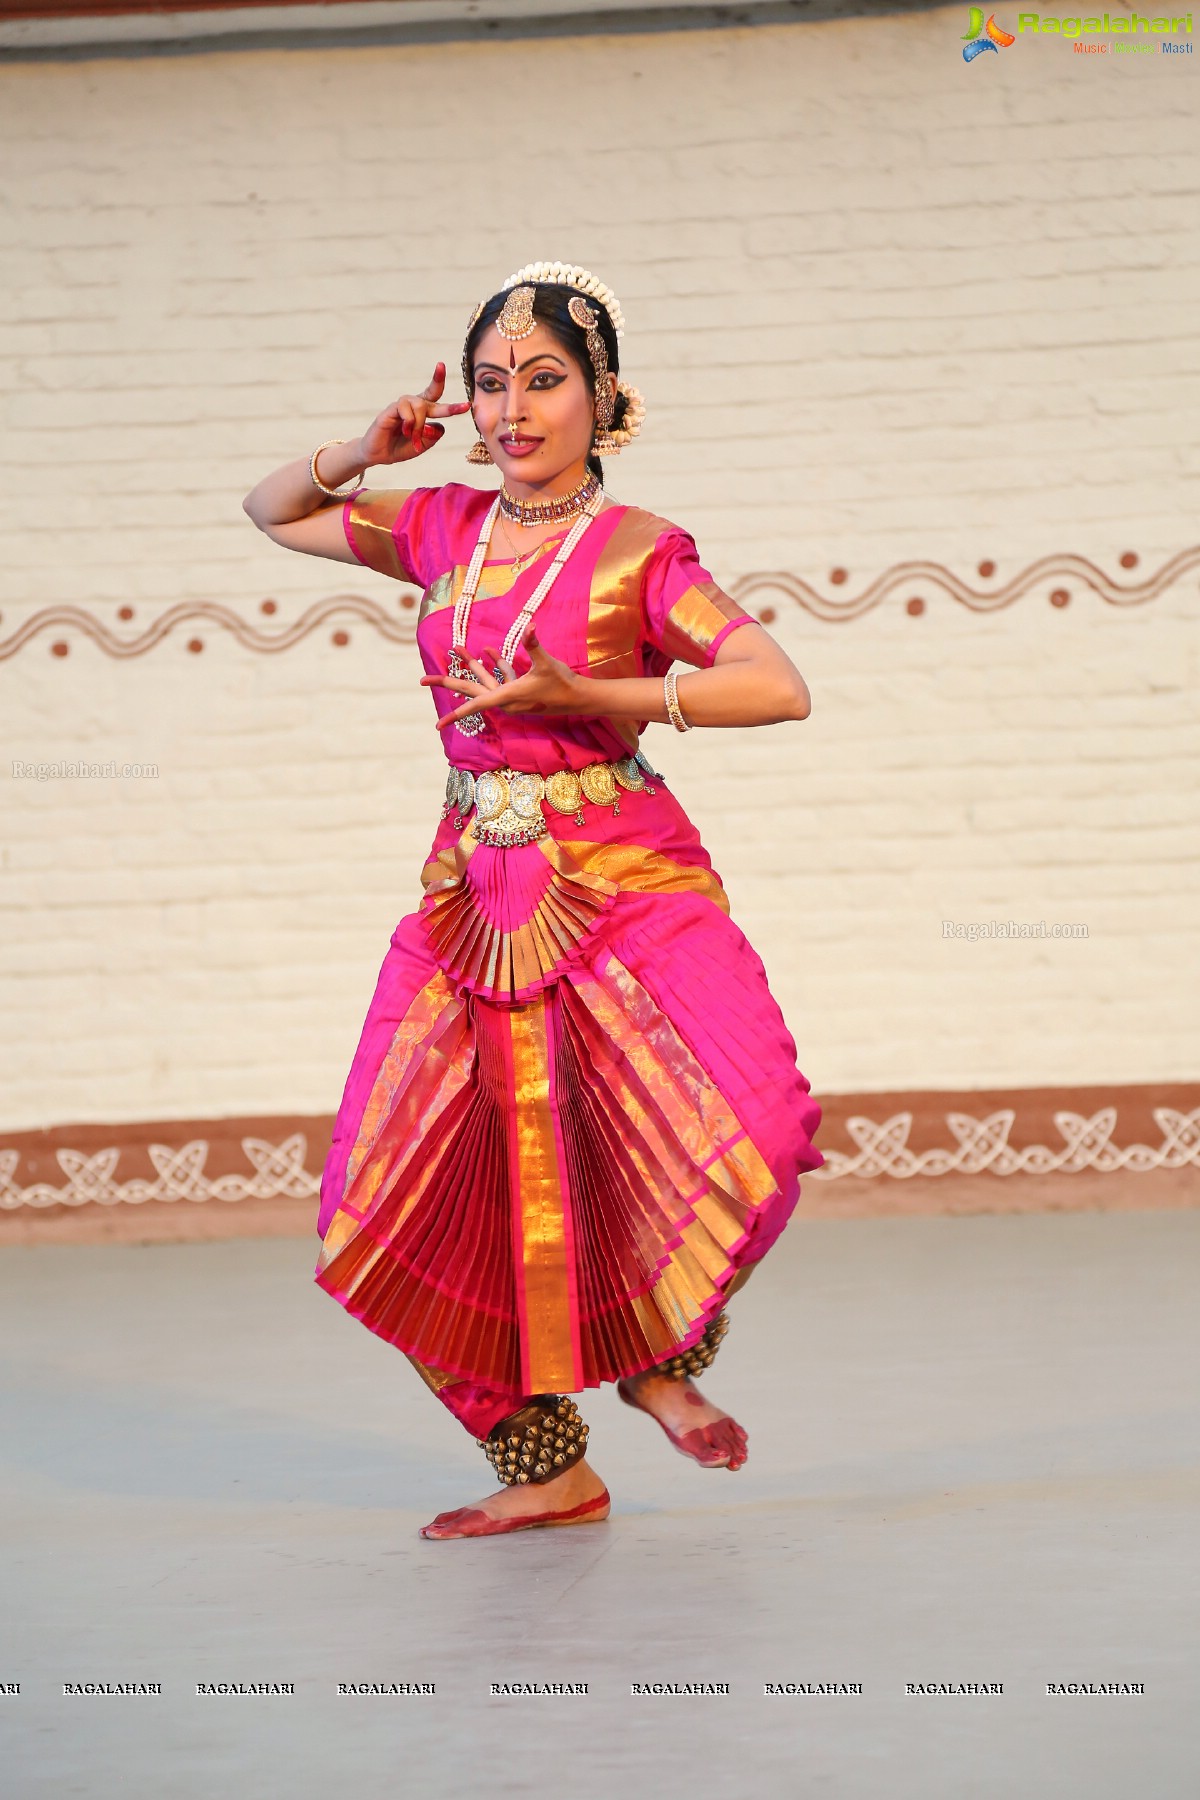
[1,547,1195,660]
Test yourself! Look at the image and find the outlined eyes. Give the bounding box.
[475,372,564,392]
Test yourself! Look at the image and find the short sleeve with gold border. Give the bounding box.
[639,524,756,670]
[342,487,431,585]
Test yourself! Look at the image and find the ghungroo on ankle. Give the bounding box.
[653,1308,729,1381]
[478,1395,590,1486]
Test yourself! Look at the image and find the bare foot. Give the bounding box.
[419,1455,611,1540]
[617,1370,749,1470]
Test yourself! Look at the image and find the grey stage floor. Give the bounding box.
[1,1210,1196,1799]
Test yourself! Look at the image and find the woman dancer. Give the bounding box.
[243,262,823,1540]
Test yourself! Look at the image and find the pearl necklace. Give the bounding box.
[447,490,605,737]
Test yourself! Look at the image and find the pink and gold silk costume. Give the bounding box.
[315,481,823,1440]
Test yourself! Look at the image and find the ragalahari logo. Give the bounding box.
[962,8,1017,59]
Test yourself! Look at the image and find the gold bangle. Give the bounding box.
[309,438,364,500]
[664,668,691,733]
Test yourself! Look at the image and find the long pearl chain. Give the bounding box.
[446,490,604,737]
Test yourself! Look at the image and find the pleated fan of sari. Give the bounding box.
[418,832,623,1005]
[314,945,785,1394]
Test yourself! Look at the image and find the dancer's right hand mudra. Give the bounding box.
[358,361,473,463]
[239,361,471,561]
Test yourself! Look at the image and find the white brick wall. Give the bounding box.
[2,5,1198,1127]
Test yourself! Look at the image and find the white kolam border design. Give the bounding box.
[0,1135,318,1211]
[814,1107,1200,1180]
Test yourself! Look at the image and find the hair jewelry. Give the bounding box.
[501,262,625,338]
[566,295,615,431]
[495,285,537,341]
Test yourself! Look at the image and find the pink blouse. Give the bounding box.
[342,480,756,773]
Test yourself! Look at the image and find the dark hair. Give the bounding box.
[464,282,630,485]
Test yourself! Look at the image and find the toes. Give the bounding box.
[420,1506,476,1537]
[695,1427,732,1466]
[710,1421,747,1464]
[679,1427,728,1465]
[422,1513,493,1539]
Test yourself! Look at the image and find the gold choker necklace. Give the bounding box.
[498,473,601,527]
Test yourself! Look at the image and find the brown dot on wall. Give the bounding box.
[260,599,278,615]
[978,560,995,579]
[332,630,350,647]
[187,638,204,653]
[1049,589,1070,609]
[829,568,848,586]
[117,605,134,621]
[51,640,69,657]
[1119,552,1138,570]
[757,607,776,625]
[905,597,925,617]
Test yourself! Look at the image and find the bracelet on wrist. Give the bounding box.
[664,668,691,732]
[309,438,366,500]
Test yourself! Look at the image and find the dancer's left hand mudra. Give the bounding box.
[422,628,582,731]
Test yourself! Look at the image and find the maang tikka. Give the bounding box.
[496,284,537,341]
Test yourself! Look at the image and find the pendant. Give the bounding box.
[447,648,488,736]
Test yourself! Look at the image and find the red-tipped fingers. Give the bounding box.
[416,364,472,417]
[437,702,486,732]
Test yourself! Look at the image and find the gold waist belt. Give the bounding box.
[441,749,664,848]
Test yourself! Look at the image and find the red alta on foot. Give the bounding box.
[616,1379,748,1469]
[418,1489,611,1540]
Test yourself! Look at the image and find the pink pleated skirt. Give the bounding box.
[315,776,823,1398]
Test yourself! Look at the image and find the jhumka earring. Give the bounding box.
[461,299,493,464]
[465,424,494,466]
